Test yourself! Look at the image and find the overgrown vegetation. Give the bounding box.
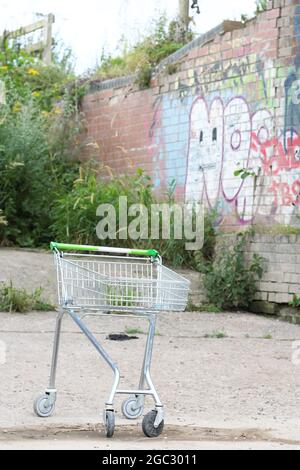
[289,295,300,308]
[203,233,264,310]
[253,224,300,236]
[0,41,85,246]
[51,163,199,268]
[194,210,217,273]
[255,0,268,14]
[125,327,144,335]
[204,330,228,339]
[93,15,193,88]
[241,0,268,22]
[0,282,54,313]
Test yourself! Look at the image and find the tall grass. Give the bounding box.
[51,164,199,268]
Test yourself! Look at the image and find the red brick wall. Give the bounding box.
[81,0,300,229]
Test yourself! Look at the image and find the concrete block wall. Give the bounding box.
[249,234,300,304]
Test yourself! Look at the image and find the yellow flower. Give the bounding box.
[32,91,41,98]
[27,68,39,76]
[53,106,62,115]
[12,102,22,113]
[41,111,49,117]
[0,65,8,71]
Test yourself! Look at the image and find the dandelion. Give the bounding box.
[0,65,8,72]
[27,68,39,76]
[32,91,41,98]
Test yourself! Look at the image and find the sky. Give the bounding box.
[0,0,257,74]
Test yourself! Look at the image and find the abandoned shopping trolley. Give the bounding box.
[34,242,190,438]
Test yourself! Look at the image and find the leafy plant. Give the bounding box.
[51,166,199,268]
[0,209,7,227]
[94,15,192,84]
[204,233,264,310]
[255,0,268,14]
[204,330,228,339]
[0,101,80,246]
[125,327,144,335]
[0,282,54,313]
[0,42,83,247]
[241,0,267,22]
[289,295,300,308]
[262,334,273,340]
[198,304,221,313]
[194,209,217,273]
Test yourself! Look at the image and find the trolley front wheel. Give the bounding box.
[142,410,164,438]
[33,394,55,418]
[122,397,144,420]
[104,410,115,438]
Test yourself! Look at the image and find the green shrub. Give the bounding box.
[204,233,263,310]
[0,101,80,246]
[255,0,267,14]
[94,15,191,83]
[0,43,83,247]
[51,165,197,268]
[289,295,300,308]
[0,282,54,313]
[194,210,217,273]
[0,209,7,227]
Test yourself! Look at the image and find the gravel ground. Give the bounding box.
[1,248,300,450]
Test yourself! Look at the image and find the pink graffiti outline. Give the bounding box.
[185,95,252,207]
[185,96,224,207]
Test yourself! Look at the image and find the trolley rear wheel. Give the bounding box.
[33,394,55,418]
[142,410,164,438]
[104,410,115,438]
[122,397,144,420]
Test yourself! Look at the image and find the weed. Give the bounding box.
[289,295,300,308]
[93,15,192,84]
[204,233,264,310]
[198,304,221,313]
[204,330,228,339]
[125,327,144,335]
[166,63,178,75]
[0,282,54,313]
[187,301,221,313]
[194,209,217,274]
[262,334,273,340]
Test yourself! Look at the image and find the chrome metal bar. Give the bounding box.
[67,309,120,407]
[116,389,153,395]
[49,310,64,389]
[143,314,163,407]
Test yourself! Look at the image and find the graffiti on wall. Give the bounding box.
[185,95,300,225]
[148,6,300,227]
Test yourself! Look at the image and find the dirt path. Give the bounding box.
[1,426,300,450]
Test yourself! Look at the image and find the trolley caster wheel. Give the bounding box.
[33,394,55,418]
[104,410,115,438]
[122,397,143,420]
[142,410,164,438]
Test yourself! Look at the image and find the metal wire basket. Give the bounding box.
[54,244,190,313]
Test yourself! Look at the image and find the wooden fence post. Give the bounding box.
[42,14,55,65]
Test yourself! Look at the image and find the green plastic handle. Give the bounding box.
[50,242,159,258]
